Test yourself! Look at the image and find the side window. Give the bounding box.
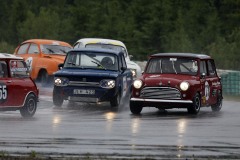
[10,60,29,78]
[200,61,207,74]
[17,43,29,54]
[28,43,39,54]
[73,42,79,49]
[0,61,8,78]
[207,60,216,77]
[121,55,127,69]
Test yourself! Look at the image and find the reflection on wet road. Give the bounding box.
[0,86,240,159]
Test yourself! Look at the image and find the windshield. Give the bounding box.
[41,45,71,55]
[86,44,128,57]
[146,57,198,75]
[64,51,119,71]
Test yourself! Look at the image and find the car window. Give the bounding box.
[207,60,216,77]
[146,57,198,75]
[28,43,39,54]
[40,45,71,55]
[200,60,207,74]
[10,60,29,78]
[17,43,29,54]
[121,54,127,69]
[64,51,118,71]
[0,61,8,78]
[86,44,128,57]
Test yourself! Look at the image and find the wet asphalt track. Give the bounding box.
[1,87,240,159]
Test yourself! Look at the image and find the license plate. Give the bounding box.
[73,89,95,95]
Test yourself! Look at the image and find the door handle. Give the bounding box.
[7,80,12,83]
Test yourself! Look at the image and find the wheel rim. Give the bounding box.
[27,99,36,114]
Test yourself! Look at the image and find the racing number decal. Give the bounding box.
[205,81,210,100]
[0,84,7,103]
[25,57,33,72]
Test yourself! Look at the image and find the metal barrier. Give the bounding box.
[218,70,240,95]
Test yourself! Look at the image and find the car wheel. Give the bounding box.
[187,93,201,114]
[211,91,222,112]
[110,92,121,107]
[20,94,37,118]
[53,88,63,107]
[130,101,142,114]
[40,70,49,87]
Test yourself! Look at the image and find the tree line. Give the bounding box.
[0,0,240,70]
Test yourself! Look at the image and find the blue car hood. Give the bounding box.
[54,68,119,78]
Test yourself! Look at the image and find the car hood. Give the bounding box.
[142,74,198,87]
[55,68,118,78]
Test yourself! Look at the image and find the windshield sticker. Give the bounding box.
[170,58,177,61]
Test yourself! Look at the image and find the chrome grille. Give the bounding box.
[140,87,181,99]
[68,81,99,87]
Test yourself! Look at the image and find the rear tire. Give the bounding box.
[130,101,142,114]
[20,94,37,118]
[211,91,222,112]
[187,93,201,114]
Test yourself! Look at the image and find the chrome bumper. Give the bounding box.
[68,96,99,103]
[130,98,193,104]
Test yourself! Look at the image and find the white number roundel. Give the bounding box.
[0,84,8,101]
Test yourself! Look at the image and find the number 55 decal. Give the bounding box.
[0,84,7,101]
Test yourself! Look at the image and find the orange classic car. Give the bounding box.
[14,39,72,86]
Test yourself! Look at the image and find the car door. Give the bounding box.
[9,60,30,106]
[205,59,219,105]
[199,60,209,105]
[118,54,132,98]
[0,60,16,107]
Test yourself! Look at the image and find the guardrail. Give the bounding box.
[218,70,240,95]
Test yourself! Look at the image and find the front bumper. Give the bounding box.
[130,97,193,108]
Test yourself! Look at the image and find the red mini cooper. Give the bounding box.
[130,53,222,114]
[0,53,38,117]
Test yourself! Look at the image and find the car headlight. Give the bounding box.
[130,69,136,78]
[133,79,143,89]
[100,79,115,88]
[180,81,189,91]
[54,77,69,86]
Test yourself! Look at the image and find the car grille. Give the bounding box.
[140,87,181,99]
[68,81,100,87]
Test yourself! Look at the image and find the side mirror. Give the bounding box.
[121,66,127,71]
[201,73,206,79]
[58,63,64,70]
[129,55,133,60]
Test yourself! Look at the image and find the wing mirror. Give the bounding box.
[58,63,64,70]
[201,73,206,79]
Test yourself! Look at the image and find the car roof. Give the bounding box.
[69,48,124,56]
[21,39,72,47]
[0,53,23,60]
[74,38,127,49]
[151,53,211,59]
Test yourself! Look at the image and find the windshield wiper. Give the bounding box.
[46,48,55,54]
[91,60,106,70]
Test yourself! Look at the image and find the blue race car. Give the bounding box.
[53,48,133,108]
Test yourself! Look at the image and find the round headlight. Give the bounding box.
[54,78,62,85]
[131,69,136,77]
[180,81,189,91]
[133,80,143,89]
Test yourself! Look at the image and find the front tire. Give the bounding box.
[187,93,201,114]
[53,88,63,107]
[110,93,121,107]
[20,94,37,118]
[130,101,143,114]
